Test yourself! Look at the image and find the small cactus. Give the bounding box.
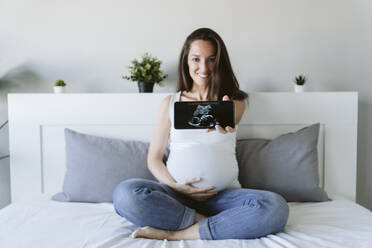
[294,75,306,86]
[54,80,66,87]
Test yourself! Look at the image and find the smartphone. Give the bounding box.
[174,101,235,129]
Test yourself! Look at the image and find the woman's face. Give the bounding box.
[187,40,216,88]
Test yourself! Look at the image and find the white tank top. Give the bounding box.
[166,91,241,192]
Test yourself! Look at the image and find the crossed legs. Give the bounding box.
[113,178,289,240]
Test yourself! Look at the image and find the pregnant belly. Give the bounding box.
[166,145,239,192]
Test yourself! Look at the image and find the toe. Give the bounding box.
[130,229,139,238]
[130,226,150,239]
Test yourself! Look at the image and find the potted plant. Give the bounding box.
[294,74,306,93]
[122,53,168,93]
[54,80,66,93]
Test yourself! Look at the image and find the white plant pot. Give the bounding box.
[294,84,305,93]
[53,86,65,93]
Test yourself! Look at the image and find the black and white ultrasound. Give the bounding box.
[187,104,221,128]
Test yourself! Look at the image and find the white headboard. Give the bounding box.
[8,92,358,203]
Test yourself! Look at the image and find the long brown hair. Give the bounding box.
[177,28,248,101]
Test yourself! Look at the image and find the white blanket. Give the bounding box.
[0,194,372,248]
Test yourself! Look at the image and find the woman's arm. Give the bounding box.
[233,99,246,125]
[147,95,178,188]
[208,96,246,133]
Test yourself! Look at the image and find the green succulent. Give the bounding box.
[294,75,306,85]
[54,80,66,87]
[122,53,168,86]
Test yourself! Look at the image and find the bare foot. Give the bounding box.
[130,226,173,240]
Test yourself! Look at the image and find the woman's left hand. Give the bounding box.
[206,95,235,134]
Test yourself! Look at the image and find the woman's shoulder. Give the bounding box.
[159,94,172,110]
[158,93,179,114]
[162,94,173,103]
[160,91,182,105]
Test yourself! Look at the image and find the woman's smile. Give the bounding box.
[197,73,209,79]
[188,40,216,87]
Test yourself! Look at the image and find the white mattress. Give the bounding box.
[1,194,372,248]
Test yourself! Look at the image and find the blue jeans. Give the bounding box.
[113,178,289,240]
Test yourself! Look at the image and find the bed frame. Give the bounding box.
[8,92,358,203]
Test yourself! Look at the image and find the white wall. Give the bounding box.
[0,0,371,209]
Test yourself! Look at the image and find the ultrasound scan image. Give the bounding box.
[187,104,220,128]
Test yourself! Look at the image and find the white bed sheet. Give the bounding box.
[0,194,372,248]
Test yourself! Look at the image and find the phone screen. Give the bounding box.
[174,101,235,129]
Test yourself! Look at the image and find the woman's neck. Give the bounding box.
[188,85,209,101]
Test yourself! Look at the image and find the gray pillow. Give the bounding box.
[52,129,168,203]
[236,123,329,202]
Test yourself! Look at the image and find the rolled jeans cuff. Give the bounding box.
[198,218,213,240]
[178,206,196,230]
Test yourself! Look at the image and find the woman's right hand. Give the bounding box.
[171,177,218,201]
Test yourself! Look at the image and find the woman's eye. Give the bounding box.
[192,58,200,62]
[209,57,216,62]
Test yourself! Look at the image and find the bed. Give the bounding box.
[1,92,371,248]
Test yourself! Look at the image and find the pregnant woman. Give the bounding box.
[113,28,289,240]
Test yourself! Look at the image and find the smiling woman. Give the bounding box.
[177,28,247,102]
[112,28,288,241]
[187,40,216,89]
